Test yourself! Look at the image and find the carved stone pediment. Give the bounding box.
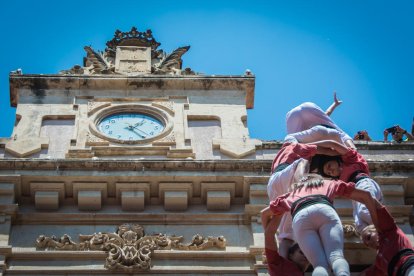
[59,27,196,76]
[36,223,226,272]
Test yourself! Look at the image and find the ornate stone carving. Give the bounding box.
[36,223,226,272]
[152,101,174,115]
[343,223,359,238]
[87,101,111,116]
[59,65,84,75]
[152,46,191,75]
[105,27,161,58]
[59,26,196,76]
[152,132,176,146]
[36,234,78,250]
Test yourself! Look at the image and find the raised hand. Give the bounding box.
[326,91,343,116]
[333,91,342,106]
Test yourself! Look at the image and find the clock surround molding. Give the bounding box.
[89,103,173,145]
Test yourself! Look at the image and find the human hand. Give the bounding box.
[314,140,348,155]
[333,91,342,106]
[260,206,273,230]
[358,270,367,276]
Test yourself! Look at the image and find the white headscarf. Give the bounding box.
[286,102,352,143]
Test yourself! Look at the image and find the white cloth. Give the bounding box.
[267,158,303,241]
[352,177,383,233]
[267,158,302,200]
[284,125,343,144]
[404,264,414,276]
[286,102,352,144]
[293,203,350,276]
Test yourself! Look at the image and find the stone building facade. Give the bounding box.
[0,27,413,275]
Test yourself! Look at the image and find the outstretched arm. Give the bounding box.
[261,207,283,251]
[383,129,390,142]
[396,125,414,141]
[325,91,342,116]
[311,139,349,155]
[346,188,379,229]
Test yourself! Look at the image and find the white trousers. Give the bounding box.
[293,203,350,276]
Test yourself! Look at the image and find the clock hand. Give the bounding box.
[135,120,145,127]
[132,125,150,136]
[124,122,134,130]
[124,123,145,138]
[131,129,146,139]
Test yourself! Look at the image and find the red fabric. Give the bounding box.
[269,180,355,215]
[271,142,317,173]
[364,207,414,276]
[339,148,369,182]
[265,248,304,276]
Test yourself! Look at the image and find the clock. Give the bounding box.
[97,112,165,141]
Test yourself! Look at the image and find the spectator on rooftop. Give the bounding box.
[383,125,414,143]
[353,130,372,142]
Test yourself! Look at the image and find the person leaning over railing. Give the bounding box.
[384,125,414,143]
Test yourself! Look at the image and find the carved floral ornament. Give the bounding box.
[36,223,226,272]
[342,223,359,238]
[60,26,196,76]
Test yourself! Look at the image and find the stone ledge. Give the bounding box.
[10,250,250,259]
[5,265,254,274]
[0,159,413,173]
[14,212,249,225]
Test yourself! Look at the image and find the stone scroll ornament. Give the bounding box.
[36,223,226,272]
[60,26,196,76]
[342,223,359,238]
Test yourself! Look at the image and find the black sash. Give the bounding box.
[388,248,414,276]
[348,170,369,183]
[274,162,290,173]
[291,195,334,219]
[318,124,336,130]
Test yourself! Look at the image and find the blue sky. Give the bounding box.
[1,1,413,141]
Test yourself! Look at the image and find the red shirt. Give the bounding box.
[265,248,304,276]
[269,180,355,215]
[271,143,317,173]
[364,207,414,276]
[339,149,369,182]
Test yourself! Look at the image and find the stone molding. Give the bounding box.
[0,159,413,172]
[9,75,255,108]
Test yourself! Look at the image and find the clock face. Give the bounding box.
[97,112,165,141]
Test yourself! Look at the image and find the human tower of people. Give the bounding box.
[261,94,414,276]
